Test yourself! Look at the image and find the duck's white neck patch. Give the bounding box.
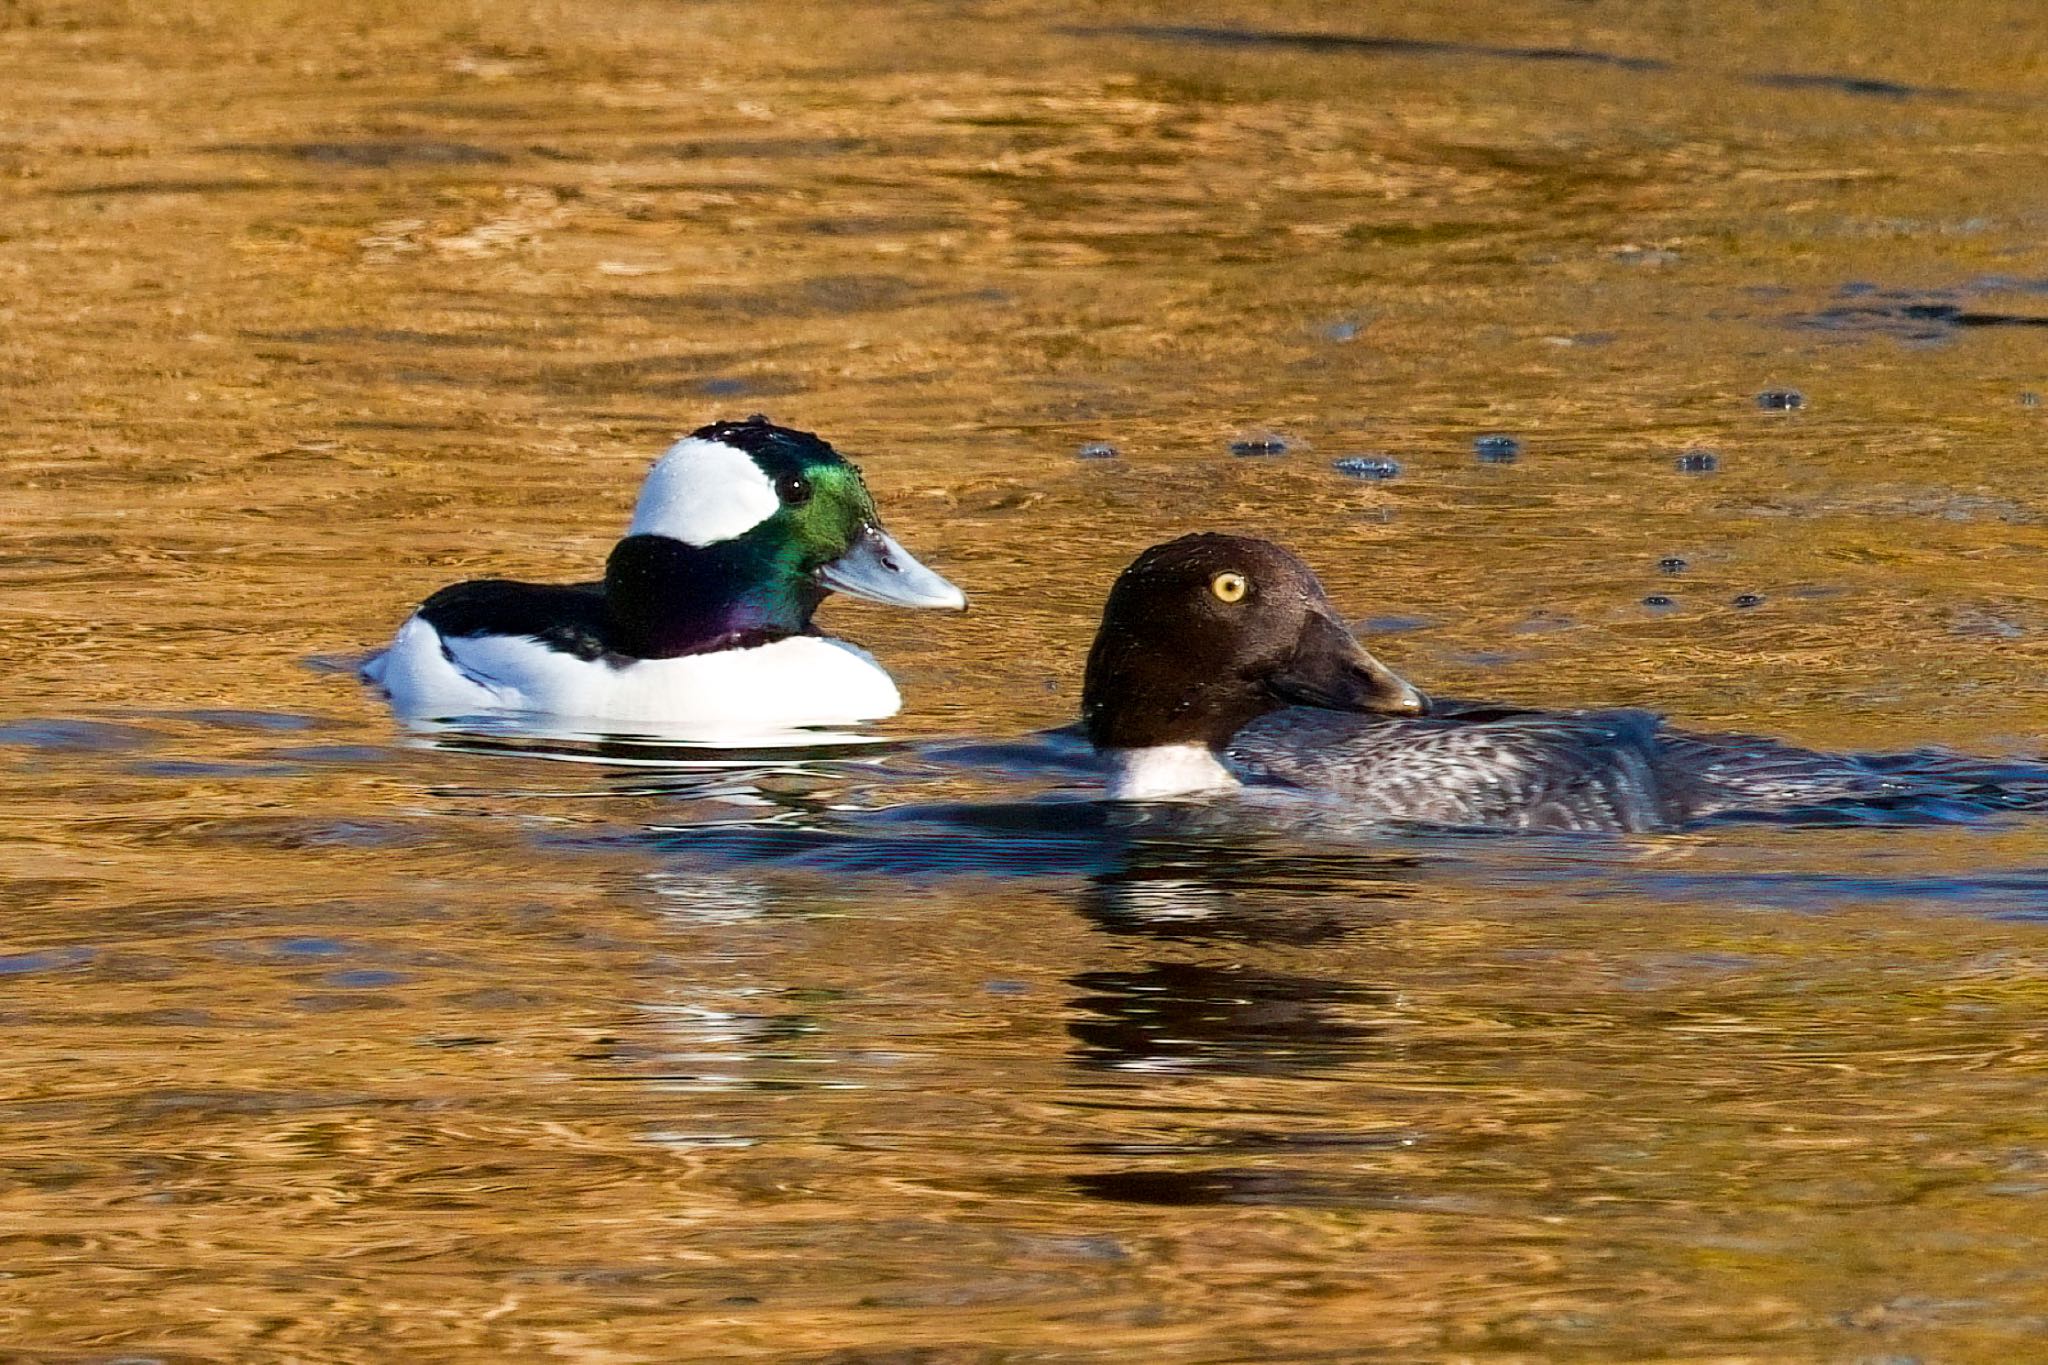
[628,437,780,546]
[1103,744,1239,801]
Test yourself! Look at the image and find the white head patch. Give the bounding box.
[627,437,780,546]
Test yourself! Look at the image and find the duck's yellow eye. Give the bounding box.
[1210,571,1248,604]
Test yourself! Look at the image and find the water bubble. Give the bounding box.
[1473,433,1522,463]
[1332,455,1400,480]
[1229,432,1295,457]
[1756,389,1805,410]
[1322,318,1365,343]
[1657,556,1688,574]
[1732,593,1765,608]
[1674,450,1719,473]
[1077,441,1119,460]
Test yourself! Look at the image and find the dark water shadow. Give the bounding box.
[585,744,2048,924]
[244,326,542,349]
[1067,1165,1408,1209]
[1792,287,2048,343]
[604,273,923,321]
[1074,23,2023,107]
[419,726,909,776]
[537,354,807,401]
[1747,71,1958,100]
[633,137,880,160]
[220,140,512,167]
[1610,865,2048,919]
[1067,23,1673,72]
[623,791,1434,896]
[49,179,309,197]
[0,717,163,752]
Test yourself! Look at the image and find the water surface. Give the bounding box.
[3,0,2047,1358]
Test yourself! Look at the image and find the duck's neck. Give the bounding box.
[1102,743,1240,801]
[604,534,820,659]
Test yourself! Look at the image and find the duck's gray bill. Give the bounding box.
[817,524,968,610]
[1266,609,1427,716]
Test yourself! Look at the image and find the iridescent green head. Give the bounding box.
[604,417,965,656]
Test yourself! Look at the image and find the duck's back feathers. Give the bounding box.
[417,579,612,661]
[1232,705,1684,832]
[1232,699,2048,832]
[1649,725,1898,812]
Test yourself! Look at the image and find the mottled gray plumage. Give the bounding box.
[1232,700,2027,833]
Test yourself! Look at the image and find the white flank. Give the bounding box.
[361,615,519,717]
[627,437,780,546]
[367,616,902,732]
[1102,744,1240,801]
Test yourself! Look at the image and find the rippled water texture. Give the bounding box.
[5,0,2048,1358]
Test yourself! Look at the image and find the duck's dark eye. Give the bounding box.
[776,471,813,506]
[1210,571,1248,604]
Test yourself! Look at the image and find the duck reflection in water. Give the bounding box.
[1066,960,1393,1078]
[1060,838,1421,1211]
[615,773,1439,1210]
[1061,943,1413,1210]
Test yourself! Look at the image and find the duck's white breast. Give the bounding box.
[365,617,902,730]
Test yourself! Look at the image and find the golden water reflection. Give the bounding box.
[3,0,2047,1358]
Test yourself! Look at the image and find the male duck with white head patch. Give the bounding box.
[363,417,965,733]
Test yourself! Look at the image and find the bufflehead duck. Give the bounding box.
[363,418,965,733]
[1083,534,2045,831]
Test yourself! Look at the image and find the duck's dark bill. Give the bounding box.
[1265,609,1428,716]
[817,524,968,610]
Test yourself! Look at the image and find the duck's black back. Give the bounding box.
[418,579,613,660]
